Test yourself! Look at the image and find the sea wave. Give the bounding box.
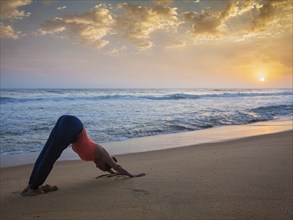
[250,104,293,117]
[1,91,292,103]
[105,104,293,138]
[143,91,293,100]
[1,89,292,156]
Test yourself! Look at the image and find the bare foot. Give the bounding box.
[40,184,58,193]
[21,188,45,196]
[20,185,30,195]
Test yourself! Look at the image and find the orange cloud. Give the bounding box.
[116,2,180,49]
[0,0,32,20]
[182,0,292,41]
[39,6,114,49]
[182,0,257,37]
[250,0,292,32]
[0,0,32,39]
[36,0,292,51]
[0,23,22,39]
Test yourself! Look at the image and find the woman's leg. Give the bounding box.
[28,115,83,190]
[28,116,66,183]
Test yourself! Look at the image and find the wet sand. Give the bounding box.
[1,119,292,168]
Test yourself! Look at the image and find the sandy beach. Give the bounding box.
[1,129,292,220]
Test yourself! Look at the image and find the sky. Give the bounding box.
[0,0,292,88]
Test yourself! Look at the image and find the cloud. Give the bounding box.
[108,45,127,56]
[57,6,67,10]
[0,0,32,20]
[40,2,180,50]
[39,7,114,49]
[183,11,222,36]
[0,0,32,39]
[250,0,292,32]
[164,40,186,49]
[0,23,23,39]
[36,0,292,50]
[115,2,180,49]
[182,0,257,37]
[182,0,292,42]
[152,0,172,7]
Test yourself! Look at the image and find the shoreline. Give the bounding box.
[1,117,292,168]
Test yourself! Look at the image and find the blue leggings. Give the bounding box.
[29,115,83,189]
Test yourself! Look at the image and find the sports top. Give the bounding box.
[72,128,96,161]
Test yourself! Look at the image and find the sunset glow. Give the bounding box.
[0,0,292,88]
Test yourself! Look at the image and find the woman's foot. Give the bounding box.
[21,188,45,196]
[20,185,30,195]
[40,184,58,193]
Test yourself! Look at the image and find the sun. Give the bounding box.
[259,76,265,82]
[256,68,267,83]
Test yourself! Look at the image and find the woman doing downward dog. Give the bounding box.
[21,115,145,196]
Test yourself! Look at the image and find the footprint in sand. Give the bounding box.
[132,189,150,196]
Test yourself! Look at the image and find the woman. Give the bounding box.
[21,115,145,196]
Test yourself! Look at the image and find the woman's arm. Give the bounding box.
[103,155,134,177]
[103,154,145,178]
[95,144,145,177]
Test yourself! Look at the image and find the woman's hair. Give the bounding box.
[105,157,117,171]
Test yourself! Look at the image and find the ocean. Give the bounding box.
[1,88,292,156]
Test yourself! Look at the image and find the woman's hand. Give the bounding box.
[96,172,145,179]
[131,173,146,178]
